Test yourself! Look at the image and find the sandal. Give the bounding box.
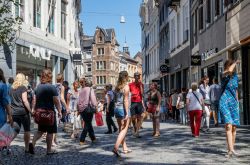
[47,150,58,155]
[112,148,121,157]
[123,149,132,154]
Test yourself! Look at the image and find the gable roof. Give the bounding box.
[94,27,120,46]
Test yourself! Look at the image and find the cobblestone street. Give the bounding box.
[1,120,250,165]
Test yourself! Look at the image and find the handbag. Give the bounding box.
[63,123,73,133]
[147,103,157,113]
[84,88,96,114]
[177,101,185,109]
[95,112,104,126]
[34,108,55,126]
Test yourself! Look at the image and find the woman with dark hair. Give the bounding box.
[219,59,240,158]
[0,68,13,128]
[199,76,211,132]
[112,71,131,157]
[30,69,62,155]
[77,79,97,145]
[147,82,161,137]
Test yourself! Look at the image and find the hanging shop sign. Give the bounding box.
[29,45,51,60]
[191,55,201,66]
[201,48,218,61]
[160,64,169,73]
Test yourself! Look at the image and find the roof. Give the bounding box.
[94,27,120,46]
[119,51,138,64]
[134,52,142,59]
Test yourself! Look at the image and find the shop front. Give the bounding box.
[15,43,69,86]
[168,46,190,92]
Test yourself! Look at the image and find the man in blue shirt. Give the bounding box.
[208,77,222,127]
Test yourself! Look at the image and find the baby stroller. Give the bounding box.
[0,122,20,155]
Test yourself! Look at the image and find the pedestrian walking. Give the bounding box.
[104,84,118,134]
[186,83,204,138]
[199,76,211,132]
[170,89,179,122]
[129,72,145,138]
[147,82,161,137]
[0,68,13,128]
[112,71,131,157]
[77,79,97,145]
[30,69,62,155]
[9,73,32,153]
[208,77,222,127]
[69,81,80,138]
[219,59,241,158]
[160,92,168,122]
[176,88,187,125]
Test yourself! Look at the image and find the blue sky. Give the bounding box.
[80,0,142,57]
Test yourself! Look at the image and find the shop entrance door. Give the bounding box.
[207,65,216,85]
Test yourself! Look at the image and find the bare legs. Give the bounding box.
[152,114,160,136]
[24,132,30,151]
[114,118,130,152]
[225,124,237,153]
[32,131,54,153]
[132,115,143,136]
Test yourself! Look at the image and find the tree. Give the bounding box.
[0,0,22,50]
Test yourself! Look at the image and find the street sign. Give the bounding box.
[160,64,169,73]
[191,55,201,66]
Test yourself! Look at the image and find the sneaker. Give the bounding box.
[79,141,87,145]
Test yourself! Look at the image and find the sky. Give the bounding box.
[80,0,142,57]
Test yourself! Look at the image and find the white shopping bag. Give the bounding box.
[0,123,15,147]
[74,115,82,129]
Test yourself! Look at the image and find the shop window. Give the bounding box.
[98,48,104,55]
[48,0,55,34]
[33,0,41,28]
[15,0,25,21]
[61,0,67,39]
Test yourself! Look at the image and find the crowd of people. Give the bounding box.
[0,59,240,158]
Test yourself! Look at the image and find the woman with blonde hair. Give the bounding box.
[9,73,32,153]
[112,71,131,157]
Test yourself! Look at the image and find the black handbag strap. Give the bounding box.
[192,92,202,107]
[88,88,92,106]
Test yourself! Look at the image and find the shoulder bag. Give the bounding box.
[192,92,205,111]
[34,108,55,126]
[84,88,96,114]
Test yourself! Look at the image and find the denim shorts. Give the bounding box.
[114,108,131,119]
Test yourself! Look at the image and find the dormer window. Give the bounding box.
[99,36,103,42]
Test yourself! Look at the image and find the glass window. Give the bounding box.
[98,48,104,55]
[61,1,67,39]
[15,0,25,20]
[206,0,211,23]
[215,0,220,16]
[96,61,106,70]
[48,0,55,34]
[33,0,41,28]
[199,5,204,30]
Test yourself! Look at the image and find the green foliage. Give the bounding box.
[0,0,22,49]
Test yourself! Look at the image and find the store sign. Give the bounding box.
[160,64,169,73]
[173,64,182,71]
[201,48,218,61]
[191,55,201,66]
[73,53,82,61]
[29,45,51,60]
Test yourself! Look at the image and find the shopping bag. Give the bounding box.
[74,115,82,129]
[95,112,104,126]
[0,124,15,147]
[63,122,73,133]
